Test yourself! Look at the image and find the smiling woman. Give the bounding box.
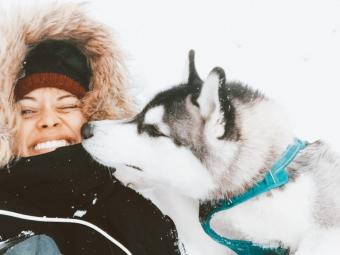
[12,39,89,157]
[0,2,180,255]
[16,88,86,156]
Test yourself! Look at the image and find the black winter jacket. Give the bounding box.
[0,144,180,255]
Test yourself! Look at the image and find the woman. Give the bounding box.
[0,3,180,255]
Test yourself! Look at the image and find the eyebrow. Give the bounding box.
[20,96,37,102]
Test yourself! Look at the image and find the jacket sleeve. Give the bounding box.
[106,182,181,255]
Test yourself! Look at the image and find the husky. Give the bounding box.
[82,51,340,255]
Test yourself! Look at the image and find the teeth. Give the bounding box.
[34,140,70,150]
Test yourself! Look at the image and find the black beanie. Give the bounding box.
[15,40,92,100]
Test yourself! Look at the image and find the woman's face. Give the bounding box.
[16,87,86,157]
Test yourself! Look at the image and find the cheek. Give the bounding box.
[17,119,33,139]
[65,111,87,137]
[15,119,35,154]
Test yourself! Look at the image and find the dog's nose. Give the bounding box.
[81,123,94,139]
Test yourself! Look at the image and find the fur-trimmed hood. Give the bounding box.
[0,2,135,166]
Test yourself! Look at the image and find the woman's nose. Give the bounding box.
[81,123,94,139]
[37,110,60,129]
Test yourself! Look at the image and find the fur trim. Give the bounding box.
[0,2,136,166]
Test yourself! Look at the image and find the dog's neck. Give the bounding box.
[206,99,294,200]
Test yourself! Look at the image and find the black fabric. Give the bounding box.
[23,40,91,90]
[0,144,180,255]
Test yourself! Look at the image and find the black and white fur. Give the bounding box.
[83,51,340,255]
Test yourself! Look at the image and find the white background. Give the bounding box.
[2,0,340,150]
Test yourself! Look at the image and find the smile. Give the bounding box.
[34,139,71,151]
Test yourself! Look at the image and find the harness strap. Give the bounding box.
[201,138,307,255]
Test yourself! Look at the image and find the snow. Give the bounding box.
[18,230,34,237]
[84,0,340,151]
[0,241,7,249]
[73,210,87,218]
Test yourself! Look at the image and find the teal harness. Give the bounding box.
[201,138,307,255]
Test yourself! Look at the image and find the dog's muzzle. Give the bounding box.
[81,123,94,139]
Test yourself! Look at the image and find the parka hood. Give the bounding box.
[0,2,135,166]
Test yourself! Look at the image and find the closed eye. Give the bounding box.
[190,95,200,108]
[143,124,168,138]
[57,104,81,113]
[59,104,79,109]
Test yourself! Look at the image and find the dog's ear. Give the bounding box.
[197,67,225,119]
[182,50,202,84]
[188,50,202,83]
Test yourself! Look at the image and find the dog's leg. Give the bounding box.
[112,167,231,255]
[146,189,233,255]
[294,228,340,255]
[111,167,233,254]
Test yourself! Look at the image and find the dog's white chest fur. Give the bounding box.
[210,174,316,249]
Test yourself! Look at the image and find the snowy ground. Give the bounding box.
[2,0,340,150]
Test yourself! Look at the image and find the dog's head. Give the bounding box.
[82,51,291,200]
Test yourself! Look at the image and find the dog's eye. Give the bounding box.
[143,125,166,138]
[190,95,200,108]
